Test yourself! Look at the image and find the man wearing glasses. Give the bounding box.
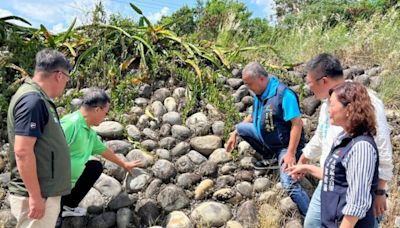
[56,88,142,226]
[7,49,72,227]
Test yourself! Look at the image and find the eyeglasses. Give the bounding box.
[306,75,326,85]
[53,70,70,81]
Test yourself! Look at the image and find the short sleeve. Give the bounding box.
[282,89,301,121]
[92,134,107,155]
[14,93,49,137]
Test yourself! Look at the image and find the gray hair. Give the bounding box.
[305,53,343,79]
[35,49,71,74]
[242,62,268,79]
[81,88,110,109]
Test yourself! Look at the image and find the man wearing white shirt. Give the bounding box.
[299,53,393,227]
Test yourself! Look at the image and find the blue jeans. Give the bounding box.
[304,182,322,228]
[237,122,310,216]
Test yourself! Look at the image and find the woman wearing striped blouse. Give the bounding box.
[288,81,378,228]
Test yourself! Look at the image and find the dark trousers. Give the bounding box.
[61,160,103,208]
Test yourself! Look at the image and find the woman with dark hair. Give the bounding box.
[288,81,378,228]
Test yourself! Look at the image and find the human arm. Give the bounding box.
[280,89,302,169]
[13,93,49,219]
[287,164,323,181]
[342,142,377,223]
[339,216,358,228]
[281,117,302,169]
[226,115,252,153]
[370,94,393,216]
[14,136,46,219]
[100,148,142,173]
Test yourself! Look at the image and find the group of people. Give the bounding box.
[7,49,142,228]
[6,48,392,228]
[226,54,393,228]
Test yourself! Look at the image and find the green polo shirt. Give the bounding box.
[61,111,107,187]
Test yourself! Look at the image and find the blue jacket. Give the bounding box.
[252,76,305,152]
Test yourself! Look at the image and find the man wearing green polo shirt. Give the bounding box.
[59,88,142,220]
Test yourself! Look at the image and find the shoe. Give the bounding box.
[253,158,278,170]
[61,206,87,217]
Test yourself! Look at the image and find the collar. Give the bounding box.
[75,110,90,130]
[260,76,280,101]
[25,77,52,101]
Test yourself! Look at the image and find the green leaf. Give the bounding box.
[60,17,76,44]
[130,3,143,15]
[64,43,77,57]
[0,16,31,26]
[39,24,56,48]
[70,46,98,76]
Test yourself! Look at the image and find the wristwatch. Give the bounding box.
[375,189,387,196]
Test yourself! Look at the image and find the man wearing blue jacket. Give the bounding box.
[226,62,309,216]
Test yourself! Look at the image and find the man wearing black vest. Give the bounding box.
[226,62,309,216]
[7,49,71,227]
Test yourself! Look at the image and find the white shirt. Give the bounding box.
[303,90,393,181]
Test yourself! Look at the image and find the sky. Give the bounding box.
[0,0,275,33]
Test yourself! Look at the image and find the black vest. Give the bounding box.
[321,134,378,228]
[253,82,305,152]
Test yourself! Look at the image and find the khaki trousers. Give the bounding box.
[9,194,61,228]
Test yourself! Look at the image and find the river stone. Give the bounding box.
[150,101,167,118]
[220,163,238,175]
[185,113,210,136]
[159,137,176,150]
[105,140,132,155]
[171,125,191,140]
[191,201,232,227]
[79,188,105,209]
[126,125,141,141]
[232,85,249,102]
[213,188,236,201]
[135,97,149,107]
[153,88,171,102]
[156,149,171,160]
[258,190,278,203]
[116,207,137,228]
[302,96,321,116]
[143,128,159,141]
[163,112,182,125]
[164,97,177,112]
[160,123,172,136]
[166,211,193,228]
[235,170,254,182]
[354,74,370,86]
[227,78,243,89]
[198,161,218,177]
[61,216,87,228]
[126,149,155,168]
[87,212,116,228]
[125,168,151,193]
[141,140,158,151]
[238,141,252,156]
[171,142,191,157]
[103,153,127,182]
[137,114,150,129]
[216,175,236,188]
[241,96,253,107]
[343,65,365,79]
[209,148,232,164]
[176,173,202,189]
[195,179,214,200]
[190,136,222,156]
[108,192,135,211]
[211,121,224,136]
[145,179,163,198]
[285,219,303,228]
[236,181,253,197]
[70,98,82,111]
[0,172,10,185]
[94,174,122,198]
[93,121,124,139]
[236,200,257,227]
[280,197,297,214]
[226,220,244,228]
[186,150,207,164]
[157,185,190,212]
[152,159,176,182]
[136,199,161,226]
[175,156,194,173]
[173,87,186,99]
[240,156,256,169]
[254,177,272,193]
